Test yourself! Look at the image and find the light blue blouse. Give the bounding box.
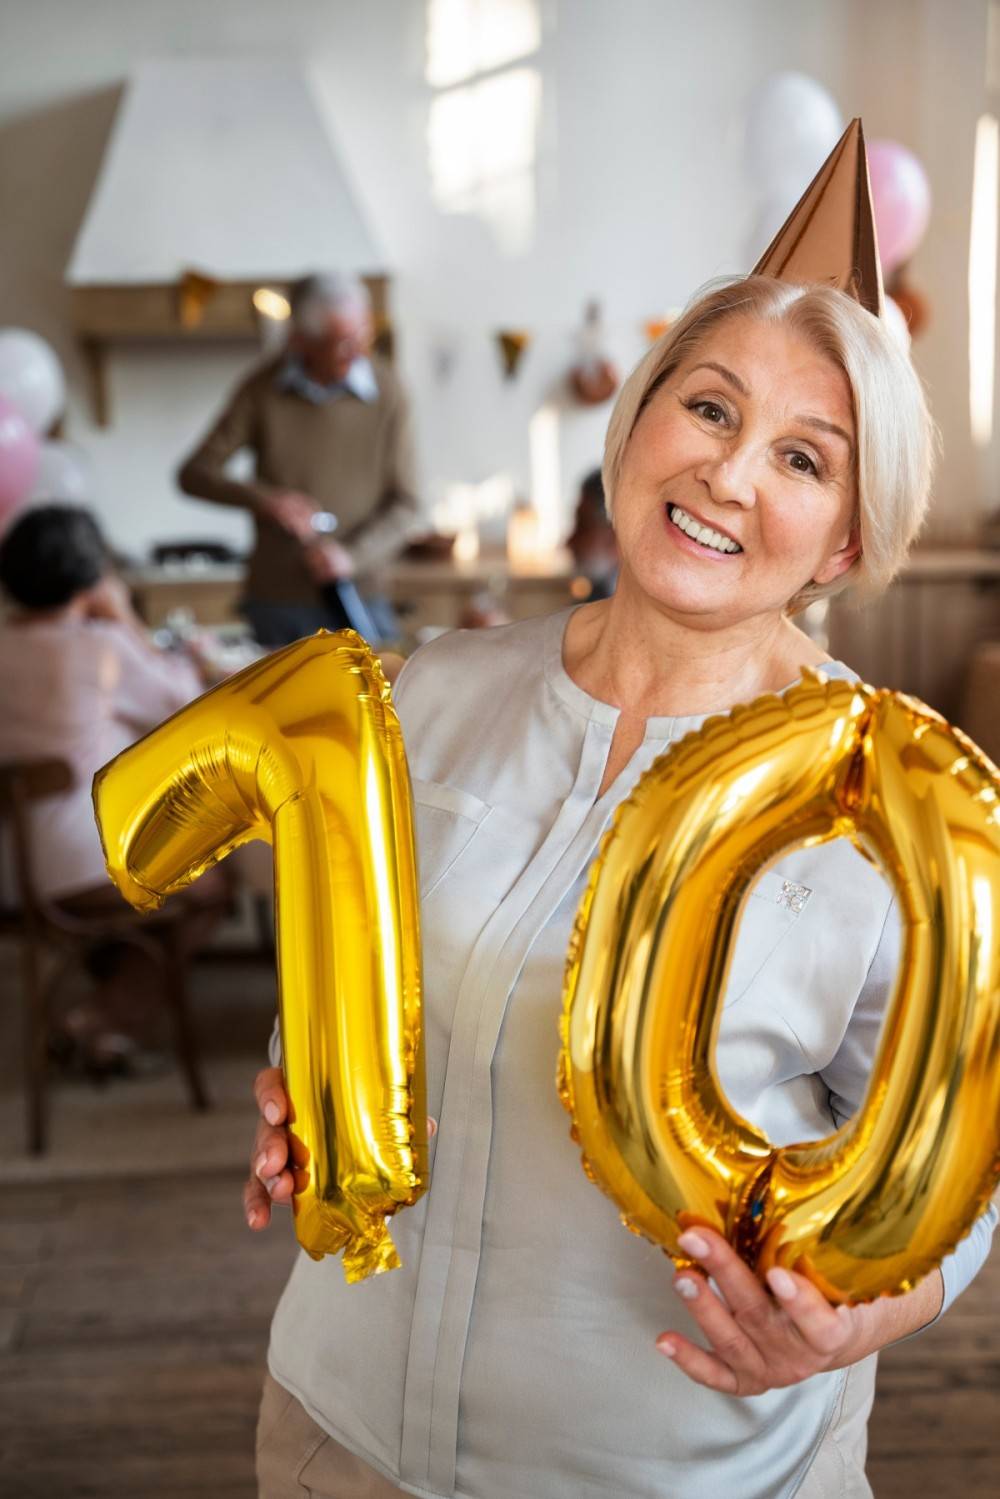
[267,607,995,1499]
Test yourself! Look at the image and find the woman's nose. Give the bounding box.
[694,448,758,509]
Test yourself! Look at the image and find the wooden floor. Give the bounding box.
[2,1166,997,1497]
[1,1170,295,1499]
[0,941,996,1497]
[868,1243,1000,1493]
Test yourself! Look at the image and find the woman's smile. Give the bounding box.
[664,503,744,561]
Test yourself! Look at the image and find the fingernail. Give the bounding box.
[255,1153,268,1178]
[767,1268,797,1302]
[656,1336,677,1358]
[265,1176,282,1194]
[247,1209,259,1228]
[674,1277,699,1302]
[427,1116,438,1138]
[677,1231,710,1259]
[264,1102,280,1125]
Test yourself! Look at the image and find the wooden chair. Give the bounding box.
[0,756,218,1154]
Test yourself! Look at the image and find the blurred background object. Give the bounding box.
[0,327,71,527]
[566,467,618,601]
[742,70,844,265]
[29,438,95,504]
[495,327,533,378]
[0,505,237,1122]
[568,301,619,406]
[176,271,421,647]
[0,327,66,434]
[0,393,40,523]
[868,138,933,274]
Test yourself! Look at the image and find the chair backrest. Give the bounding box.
[0,758,75,922]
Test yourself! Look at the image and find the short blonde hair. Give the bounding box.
[602,277,935,614]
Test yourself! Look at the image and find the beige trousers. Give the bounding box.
[256,1374,406,1498]
[256,1358,876,1499]
[793,1357,877,1499]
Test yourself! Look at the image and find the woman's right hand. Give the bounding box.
[244,1066,296,1230]
[243,1065,438,1232]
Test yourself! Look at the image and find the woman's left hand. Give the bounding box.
[655,1227,939,1395]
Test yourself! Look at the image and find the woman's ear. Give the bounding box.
[812,520,862,586]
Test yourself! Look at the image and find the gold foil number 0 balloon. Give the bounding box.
[93,632,426,1282]
[559,672,1000,1301]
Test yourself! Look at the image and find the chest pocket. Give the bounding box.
[411,778,490,900]
[410,777,542,1058]
[722,868,809,1010]
[412,778,542,905]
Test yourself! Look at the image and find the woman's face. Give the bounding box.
[612,316,860,625]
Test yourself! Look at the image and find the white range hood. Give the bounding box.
[68,56,382,284]
[66,58,387,423]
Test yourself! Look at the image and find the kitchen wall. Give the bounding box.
[0,0,991,558]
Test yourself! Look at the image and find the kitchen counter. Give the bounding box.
[125,550,581,633]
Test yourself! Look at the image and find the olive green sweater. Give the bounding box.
[177,355,424,602]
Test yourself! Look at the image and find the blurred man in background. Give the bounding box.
[177,273,425,646]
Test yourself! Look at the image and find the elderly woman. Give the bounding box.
[244,276,996,1499]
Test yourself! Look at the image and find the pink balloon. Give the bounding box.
[868,139,932,275]
[0,394,41,524]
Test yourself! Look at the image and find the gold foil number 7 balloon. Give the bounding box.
[93,632,426,1283]
[559,672,1000,1301]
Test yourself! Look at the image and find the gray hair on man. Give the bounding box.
[289,272,372,337]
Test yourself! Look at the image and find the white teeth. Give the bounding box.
[668,505,742,554]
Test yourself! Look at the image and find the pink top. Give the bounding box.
[0,618,202,901]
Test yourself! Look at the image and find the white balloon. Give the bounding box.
[30,440,94,503]
[745,72,843,197]
[744,181,807,267]
[0,329,66,435]
[882,295,912,353]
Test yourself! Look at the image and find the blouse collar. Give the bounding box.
[543,605,856,744]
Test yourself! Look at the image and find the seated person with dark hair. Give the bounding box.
[567,467,619,600]
[0,505,227,1073]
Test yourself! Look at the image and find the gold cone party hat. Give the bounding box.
[752,118,884,318]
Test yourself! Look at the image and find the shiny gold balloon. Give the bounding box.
[93,631,426,1282]
[559,671,1000,1301]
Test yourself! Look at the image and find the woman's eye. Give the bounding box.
[691,400,727,424]
[787,450,818,476]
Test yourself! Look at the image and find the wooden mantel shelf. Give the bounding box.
[902,546,1000,581]
[70,274,389,426]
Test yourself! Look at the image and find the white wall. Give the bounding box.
[0,0,988,558]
